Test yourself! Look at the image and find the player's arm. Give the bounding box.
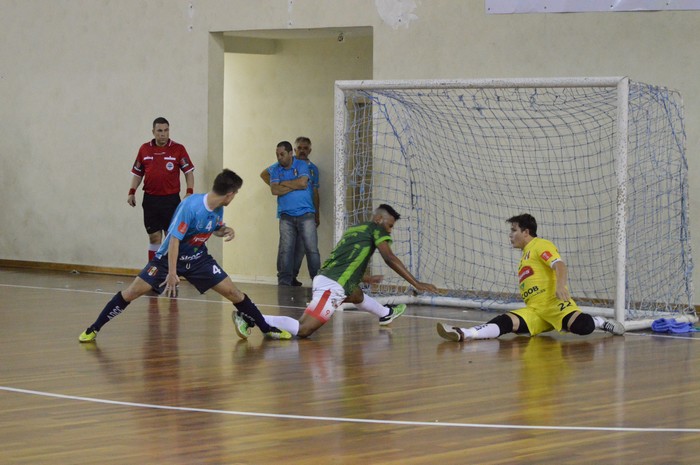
[184,171,195,198]
[552,260,571,302]
[376,241,438,293]
[213,224,235,241]
[161,236,181,298]
[128,174,142,207]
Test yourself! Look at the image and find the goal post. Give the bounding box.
[334,77,695,330]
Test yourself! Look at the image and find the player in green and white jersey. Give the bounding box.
[233,204,439,339]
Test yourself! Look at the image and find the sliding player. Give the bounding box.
[234,204,439,338]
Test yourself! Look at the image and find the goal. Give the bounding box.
[334,77,695,330]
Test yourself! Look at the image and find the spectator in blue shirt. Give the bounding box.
[261,141,321,286]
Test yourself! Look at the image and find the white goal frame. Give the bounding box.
[334,77,695,331]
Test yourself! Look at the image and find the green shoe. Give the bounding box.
[232,311,251,340]
[265,328,293,340]
[78,327,98,343]
[379,303,406,326]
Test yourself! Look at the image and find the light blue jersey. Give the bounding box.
[155,194,224,259]
[267,157,314,217]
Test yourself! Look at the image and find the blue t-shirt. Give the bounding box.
[155,194,224,259]
[267,157,315,217]
[306,160,320,190]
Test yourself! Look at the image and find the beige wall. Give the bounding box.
[1,0,699,301]
[223,36,372,283]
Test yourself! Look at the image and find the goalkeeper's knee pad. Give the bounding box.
[567,312,595,335]
[487,313,514,335]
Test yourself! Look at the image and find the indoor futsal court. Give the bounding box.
[2,267,700,464]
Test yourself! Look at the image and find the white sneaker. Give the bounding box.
[601,319,625,335]
[436,322,465,342]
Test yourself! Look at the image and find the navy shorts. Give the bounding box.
[138,253,228,294]
[142,193,181,234]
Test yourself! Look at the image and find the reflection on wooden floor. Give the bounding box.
[2,268,700,464]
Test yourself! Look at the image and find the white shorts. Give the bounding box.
[303,275,347,323]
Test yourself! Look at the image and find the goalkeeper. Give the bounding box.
[234,204,439,338]
[437,213,625,342]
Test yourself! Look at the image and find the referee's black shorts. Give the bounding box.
[142,193,180,234]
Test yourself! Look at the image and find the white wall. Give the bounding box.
[1,0,699,302]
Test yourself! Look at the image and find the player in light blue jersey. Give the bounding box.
[78,169,291,343]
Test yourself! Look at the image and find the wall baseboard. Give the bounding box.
[0,259,139,277]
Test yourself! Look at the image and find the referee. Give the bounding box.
[128,117,195,261]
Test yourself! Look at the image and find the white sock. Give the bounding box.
[355,294,389,317]
[264,315,299,336]
[592,315,606,329]
[462,323,501,340]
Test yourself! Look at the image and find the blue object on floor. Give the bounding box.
[651,318,700,333]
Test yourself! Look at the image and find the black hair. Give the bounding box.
[213,169,243,195]
[507,213,537,237]
[277,140,293,152]
[152,117,169,128]
[377,204,401,221]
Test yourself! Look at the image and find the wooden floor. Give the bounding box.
[2,268,700,464]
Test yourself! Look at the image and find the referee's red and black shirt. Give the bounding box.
[131,139,195,196]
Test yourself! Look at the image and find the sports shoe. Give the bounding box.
[601,319,625,335]
[292,279,303,287]
[265,328,293,340]
[436,322,465,342]
[379,303,406,326]
[78,327,98,343]
[232,310,251,340]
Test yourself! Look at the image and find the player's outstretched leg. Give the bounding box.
[78,291,132,342]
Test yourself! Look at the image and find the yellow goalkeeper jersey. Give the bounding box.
[517,237,562,307]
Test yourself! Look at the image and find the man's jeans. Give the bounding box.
[278,212,320,285]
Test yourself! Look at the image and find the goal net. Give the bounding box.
[334,77,695,330]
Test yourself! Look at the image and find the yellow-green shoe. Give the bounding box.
[232,310,251,340]
[379,303,406,326]
[265,328,293,340]
[78,327,98,343]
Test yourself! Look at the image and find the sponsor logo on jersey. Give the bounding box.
[541,251,552,261]
[147,266,158,276]
[188,233,212,245]
[164,156,176,160]
[179,251,204,261]
[166,161,175,171]
[143,156,153,160]
[178,222,188,234]
[518,266,534,283]
[521,285,540,298]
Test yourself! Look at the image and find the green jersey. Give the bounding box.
[319,222,392,294]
